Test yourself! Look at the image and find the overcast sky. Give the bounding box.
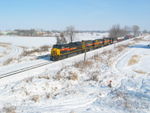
[0,0,150,30]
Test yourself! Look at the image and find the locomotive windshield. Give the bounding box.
[53,44,68,49]
[53,45,62,49]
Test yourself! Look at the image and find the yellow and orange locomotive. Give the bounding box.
[51,38,113,61]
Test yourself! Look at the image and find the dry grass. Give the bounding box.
[3,58,14,65]
[0,42,11,47]
[116,44,128,52]
[67,72,78,80]
[40,45,50,51]
[90,72,99,81]
[54,67,66,80]
[74,60,93,69]
[84,71,100,82]
[101,50,111,55]
[24,77,33,83]
[45,93,51,99]
[2,105,16,113]
[38,75,50,80]
[128,55,140,66]
[133,70,146,74]
[31,95,40,102]
[21,45,50,56]
[92,54,101,61]
[133,37,145,42]
[55,70,78,81]
[55,73,63,80]
[114,91,132,110]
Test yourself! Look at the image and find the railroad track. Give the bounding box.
[0,61,51,79]
[0,37,137,80]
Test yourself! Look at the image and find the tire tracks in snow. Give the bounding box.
[22,95,97,113]
[0,44,23,65]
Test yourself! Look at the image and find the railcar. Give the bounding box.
[93,39,103,48]
[103,38,113,45]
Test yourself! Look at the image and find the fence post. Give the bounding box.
[84,48,86,61]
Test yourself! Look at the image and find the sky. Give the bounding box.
[0,0,150,30]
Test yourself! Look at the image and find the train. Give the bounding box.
[51,37,114,61]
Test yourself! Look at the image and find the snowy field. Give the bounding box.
[0,35,150,113]
[0,33,108,67]
[0,36,56,48]
[0,36,56,67]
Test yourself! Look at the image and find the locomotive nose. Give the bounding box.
[51,48,60,56]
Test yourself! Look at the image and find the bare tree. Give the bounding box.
[132,25,140,36]
[109,25,122,40]
[0,32,3,36]
[55,32,67,44]
[109,25,132,40]
[142,30,148,34]
[123,26,131,35]
[60,32,67,44]
[56,34,61,44]
[65,25,75,43]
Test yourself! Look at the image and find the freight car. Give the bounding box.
[51,38,113,61]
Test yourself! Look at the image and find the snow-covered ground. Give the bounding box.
[0,35,150,113]
[0,33,108,67]
[0,36,56,67]
[0,36,56,48]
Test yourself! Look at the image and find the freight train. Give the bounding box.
[51,38,114,61]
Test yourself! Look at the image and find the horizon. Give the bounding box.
[0,0,150,31]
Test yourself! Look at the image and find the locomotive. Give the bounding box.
[51,37,114,61]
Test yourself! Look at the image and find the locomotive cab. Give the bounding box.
[51,44,62,60]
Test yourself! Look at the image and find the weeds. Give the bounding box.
[21,45,50,56]
[3,58,13,65]
[38,75,50,80]
[45,93,51,99]
[2,105,16,113]
[128,55,140,66]
[74,60,93,70]
[67,72,78,80]
[24,77,33,83]
[31,95,40,102]
[133,70,146,74]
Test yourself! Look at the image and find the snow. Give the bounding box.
[0,33,107,67]
[0,47,6,53]
[0,45,23,66]
[0,36,56,48]
[0,33,108,48]
[116,42,150,76]
[0,34,150,113]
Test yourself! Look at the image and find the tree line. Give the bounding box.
[56,25,143,44]
[109,25,141,40]
[0,25,149,43]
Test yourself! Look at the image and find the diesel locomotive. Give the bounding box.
[51,38,114,61]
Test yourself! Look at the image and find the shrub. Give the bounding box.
[67,72,78,81]
[2,105,16,113]
[128,55,140,66]
[3,58,13,65]
[89,71,100,82]
[21,45,50,56]
[38,75,50,80]
[24,77,33,83]
[31,95,40,102]
[74,60,93,69]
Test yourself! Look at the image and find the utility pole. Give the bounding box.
[84,48,87,61]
